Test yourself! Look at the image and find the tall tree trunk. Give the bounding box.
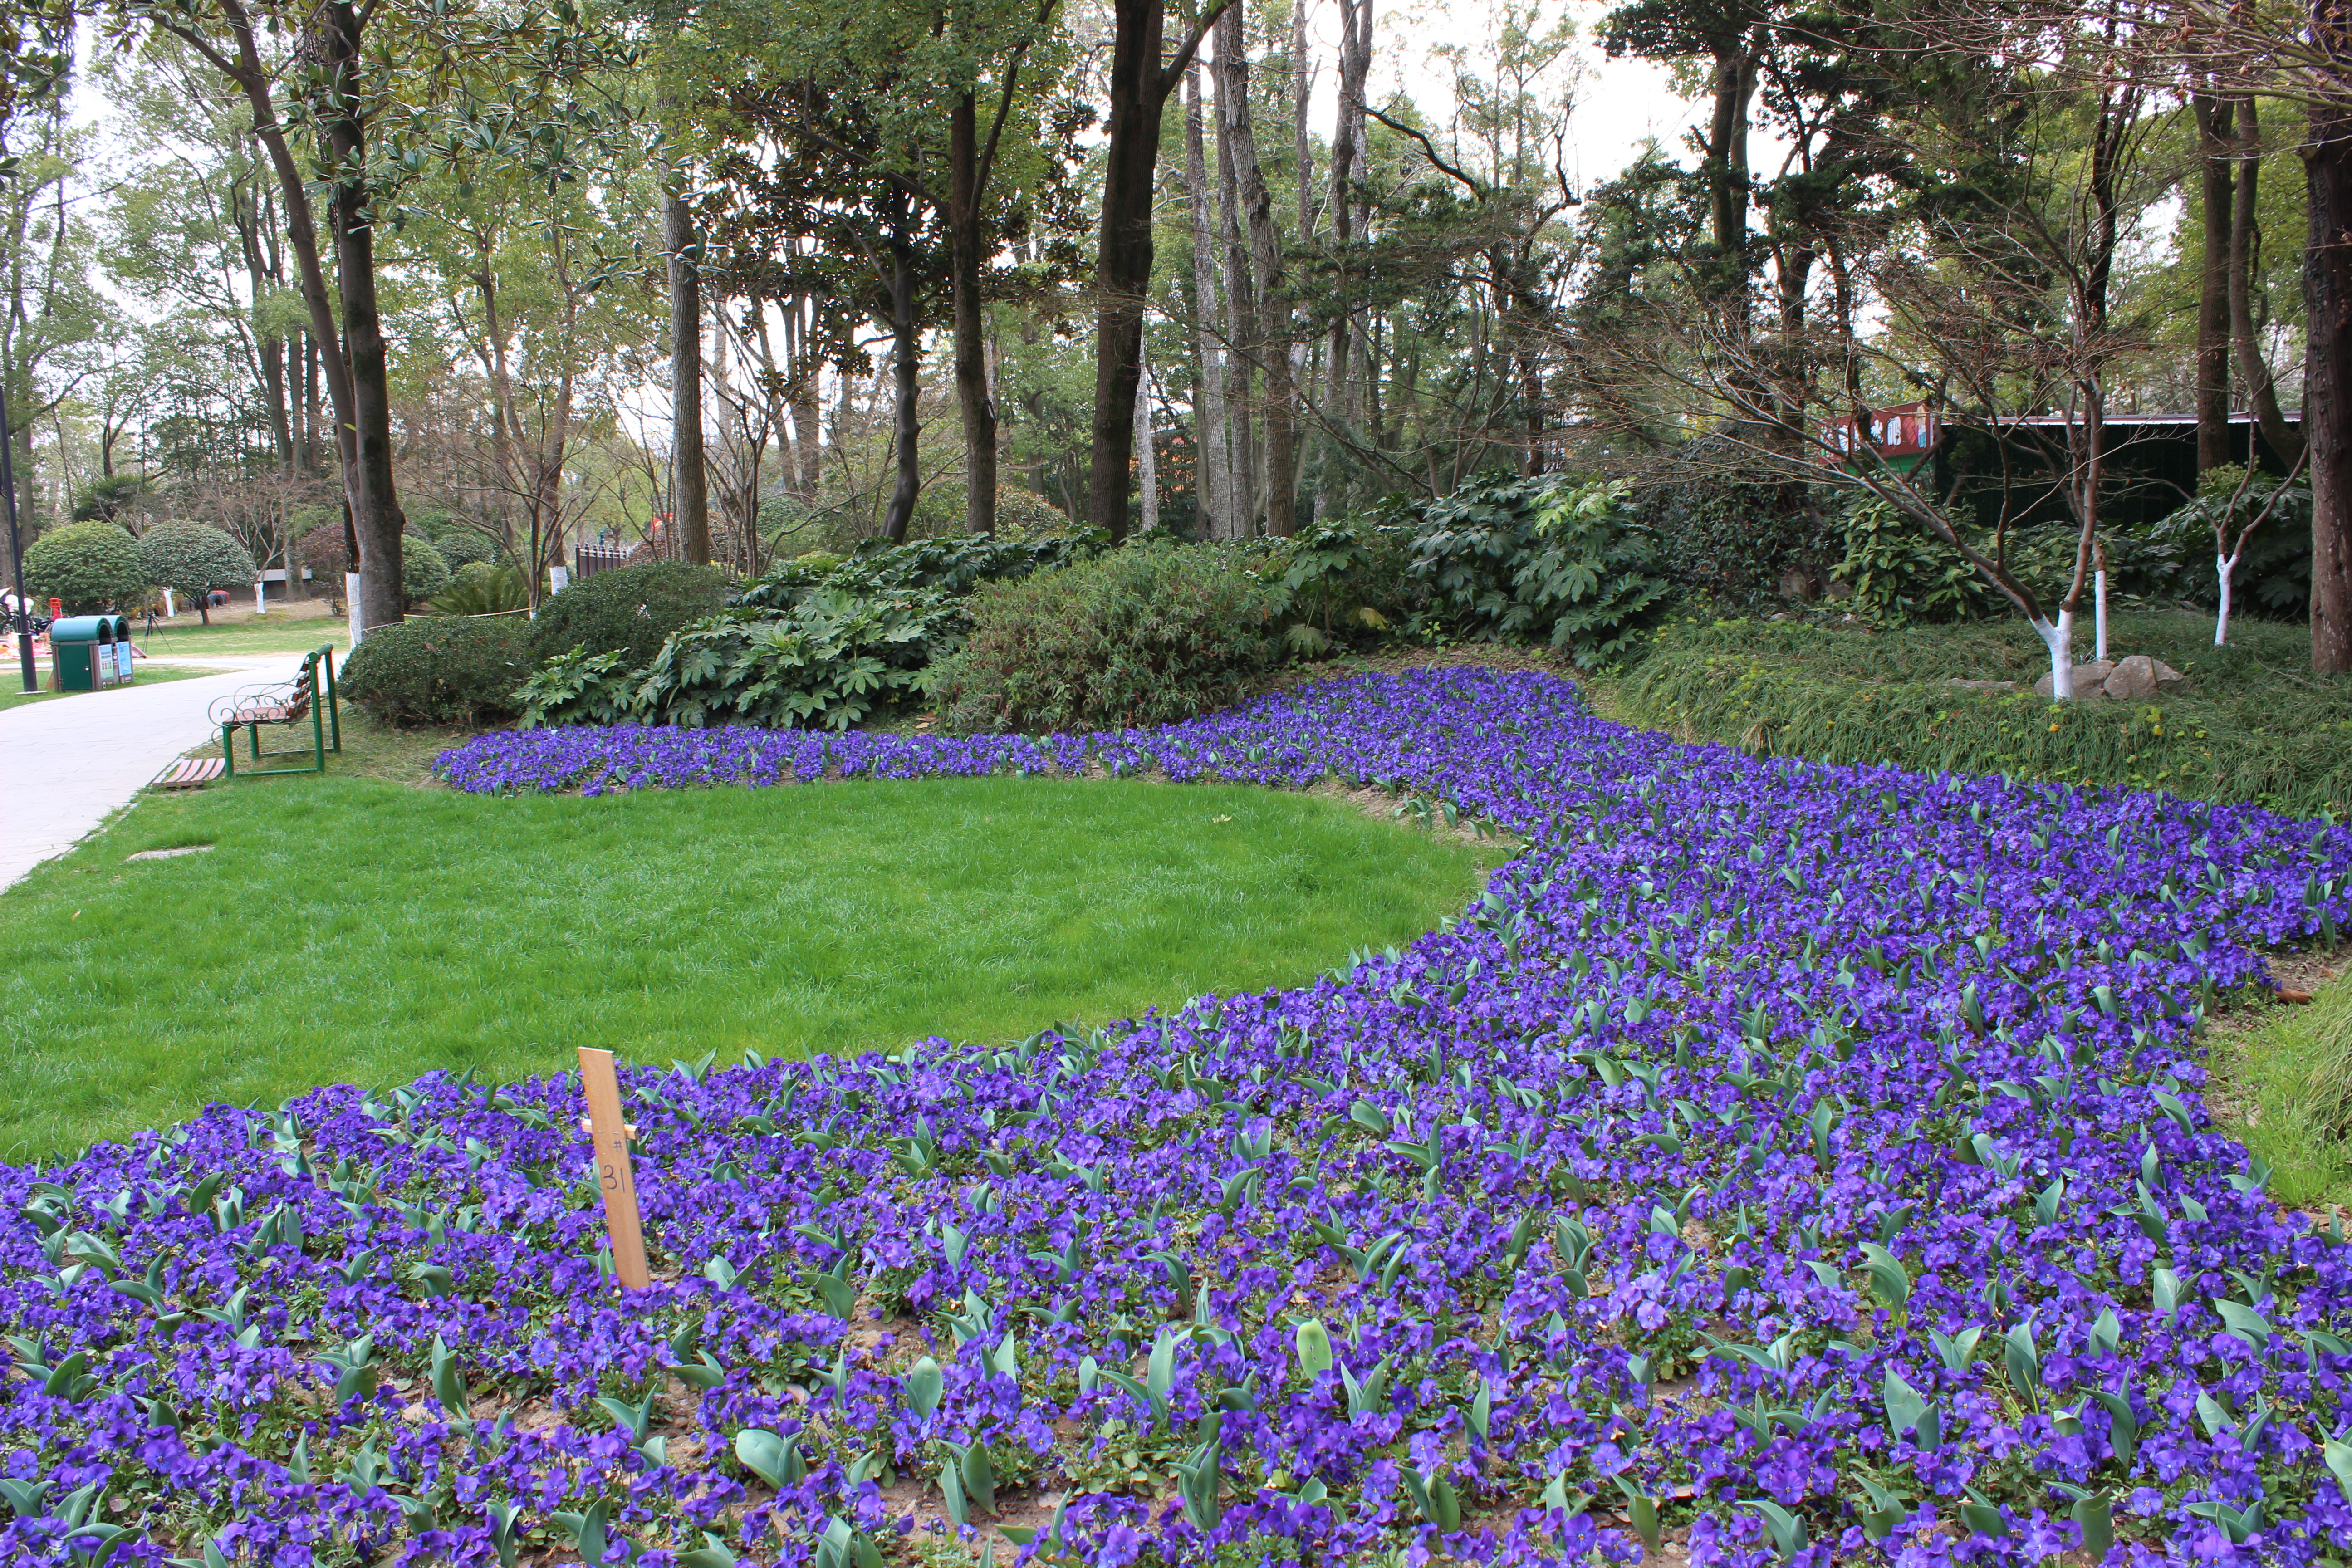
[2307,9,2352,672]
[1324,0,1370,426]
[1216,24,1259,534]
[1136,343,1160,531]
[949,93,1000,535]
[1703,41,1758,326]
[1184,68,1234,539]
[882,222,924,544]
[2233,96,2306,468]
[1086,0,1229,541]
[665,187,713,565]
[2193,92,2235,475]
[319,0,406,628]
[1222,8,1296,537]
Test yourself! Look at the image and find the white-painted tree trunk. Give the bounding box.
[2215,551,2237,646]
[2093,570,2107,662]
[346,573,365,648]
[162,588,175,618]
[254,580,267,616]
[2033,609,2077,700]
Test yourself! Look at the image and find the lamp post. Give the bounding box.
[0,378,36,695]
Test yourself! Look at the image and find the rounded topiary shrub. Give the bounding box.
[402,533,451,606]
[436,529,500,570]
[931,540,1285,734]
[527,561,731,670]
[25,520,147,614]
[138,522,257,624]
[340,616,529,727]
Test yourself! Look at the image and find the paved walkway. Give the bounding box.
[0,655,303,891]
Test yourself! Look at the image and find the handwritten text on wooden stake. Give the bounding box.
[577,1047,650,1291]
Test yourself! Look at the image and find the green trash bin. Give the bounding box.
[107,614,134,685]
[49,616,114,692]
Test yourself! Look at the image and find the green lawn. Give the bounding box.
[0,771,1505,1158]
[0,662,227,712]
[137,606,349,659]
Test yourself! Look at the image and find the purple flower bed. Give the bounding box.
[9,667,2352,1568]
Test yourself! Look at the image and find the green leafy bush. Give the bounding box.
[340,616,529,727]
[1637,454,1834,603]
[737,532,1093,612]
[1401,474,1673,664]
[24,521,147,614]
[426,563,530,617]
[1618,612,2352,816]
[1832,495,2202,625]
[402,534,451,606]
[1271,518,1422,657]
[137,522,256,624]
[526,562,732,670]
[2150,470,2312,616]
[521,589,956,730]
[932,541,1287,733]
[435,529,501,571]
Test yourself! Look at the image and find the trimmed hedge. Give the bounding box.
[931,541,1286,733]
[1617,612,2352,817]
[25,521,146,614]
[526,562,731,671]
[341,616,529,727]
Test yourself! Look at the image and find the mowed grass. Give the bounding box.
[0,662,225,712]
[0,771,1505,1157]
[138,602,349,659]
[2218,971,2352,1210]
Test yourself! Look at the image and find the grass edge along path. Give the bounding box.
[0,671,2342,1563]
[0,770,1505,1159]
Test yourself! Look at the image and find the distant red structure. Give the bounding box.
[1824,401,1941,469]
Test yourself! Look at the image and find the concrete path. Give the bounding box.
[0,656,303,891]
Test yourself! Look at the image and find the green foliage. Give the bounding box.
[402,534,452,606]
[137,522,256,607]
[2220,975,2352,1208]
[932,540,1288,734]
[1271,518,1422,657]
[24,520,146,613]
[1832,498,1997,623]
[527,562,733,671]
[434,530,501,571]
[641,590,953,730]
[340,616,529,727]
[737,532,1094,612]
[426,563,530,617]
[1637,459,1833,603]
[69,474,152,524]
[2151,471,2313,616]
[1400,474,1674,665]
[1618,612,2352,817]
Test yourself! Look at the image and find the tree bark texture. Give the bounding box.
[665,188,713,565]
[2232,97,2304,468]
[2193,93,2234,475]
[1220,7,1296,537]
[1184,68,1235,539]
[1216,28,1259,534]
[2306,11,2352,672]
[1086,0,1230,541]
[318,0,406,629]
[883,217,924,545]
[948,93,1000,535]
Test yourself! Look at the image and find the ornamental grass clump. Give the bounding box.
[6,669,2352,1566]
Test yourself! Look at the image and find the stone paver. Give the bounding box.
[0,655,304,891]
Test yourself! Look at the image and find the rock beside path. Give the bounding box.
[2031,654,2185,701]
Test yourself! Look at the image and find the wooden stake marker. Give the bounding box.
[578,1047,650,1291]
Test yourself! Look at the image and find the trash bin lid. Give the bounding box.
[107,614,129,639]
[49,616,112,644]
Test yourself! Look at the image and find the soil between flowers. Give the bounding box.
[7,667,2352,1568]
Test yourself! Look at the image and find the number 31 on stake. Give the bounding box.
[577,1047,650,1291]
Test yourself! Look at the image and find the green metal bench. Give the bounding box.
[209,646,342,778]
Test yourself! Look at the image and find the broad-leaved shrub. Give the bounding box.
[526,561,731,670]
[932,541,1286,733]
[341,616,529,726]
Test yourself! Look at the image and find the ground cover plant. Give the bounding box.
[1622,612,2352,817]
[0,663,223,712]
[4,667,2351,1566]
[0,773,1490,1159]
